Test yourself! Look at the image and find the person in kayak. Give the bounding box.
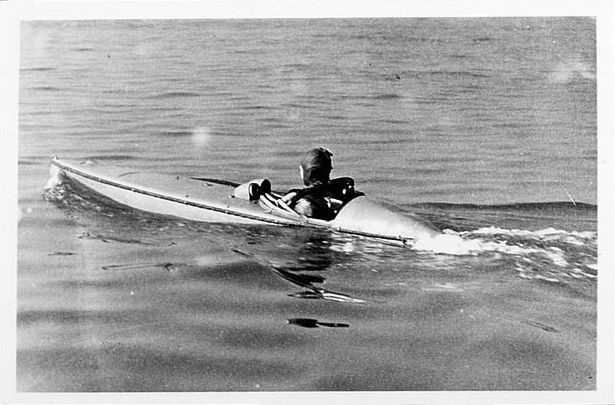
[281,147,356,220]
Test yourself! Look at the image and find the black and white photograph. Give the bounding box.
[3,0,614,403]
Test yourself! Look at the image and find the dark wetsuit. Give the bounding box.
[287,177,357,221]
[293,190,336,220]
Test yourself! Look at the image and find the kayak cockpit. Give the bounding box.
[233,177,362,222]
[231,177,440,241]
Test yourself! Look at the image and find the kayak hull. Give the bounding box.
[50,158,297,226]
[49,158,440,242]
[72,172,263,224]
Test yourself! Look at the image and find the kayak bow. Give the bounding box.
[49,157,440,243]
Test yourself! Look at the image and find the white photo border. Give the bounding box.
[2,1,613,404]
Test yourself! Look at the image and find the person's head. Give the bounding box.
[299,147,333,186]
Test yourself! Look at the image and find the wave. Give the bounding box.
[282,63,312,70]
[30,86,61,92]
[148,91,201,99]
[412,201,596,211]
[373,94,401,100]
[18,158,40,166]
[472,36,493,43]
[242,105,275,110]
[84,154,139,162]
[405,70,490,79]
[20,67,56,72]
[380,119,409,124]
[161,130,193,137]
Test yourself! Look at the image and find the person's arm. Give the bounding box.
[280,190,298,204]
[293,198,314,217]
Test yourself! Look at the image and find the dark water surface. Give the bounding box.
[18,18,596,391]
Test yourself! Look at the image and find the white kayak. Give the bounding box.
[49,157,441,243]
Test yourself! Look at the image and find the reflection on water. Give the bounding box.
[288,318,350,328]
[101,262,176,272]
[232,246,367,305]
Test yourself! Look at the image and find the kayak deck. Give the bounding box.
[51,158,298,226]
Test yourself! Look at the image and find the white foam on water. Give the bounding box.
[563,236,585,246]
[341,242,355,253]
[411,232,484,255]
[421,282,463,292]
[44,163,62,191]
[410,230,544,257]
[543,248,569,267]
[533,274,561,283]
[467,226,596,240]
[586,263,598,271]
[569,267,596,280]
[409,226,594,276]
[42,167,69,202]
[329,240,356,254]
[568,271,583,279]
